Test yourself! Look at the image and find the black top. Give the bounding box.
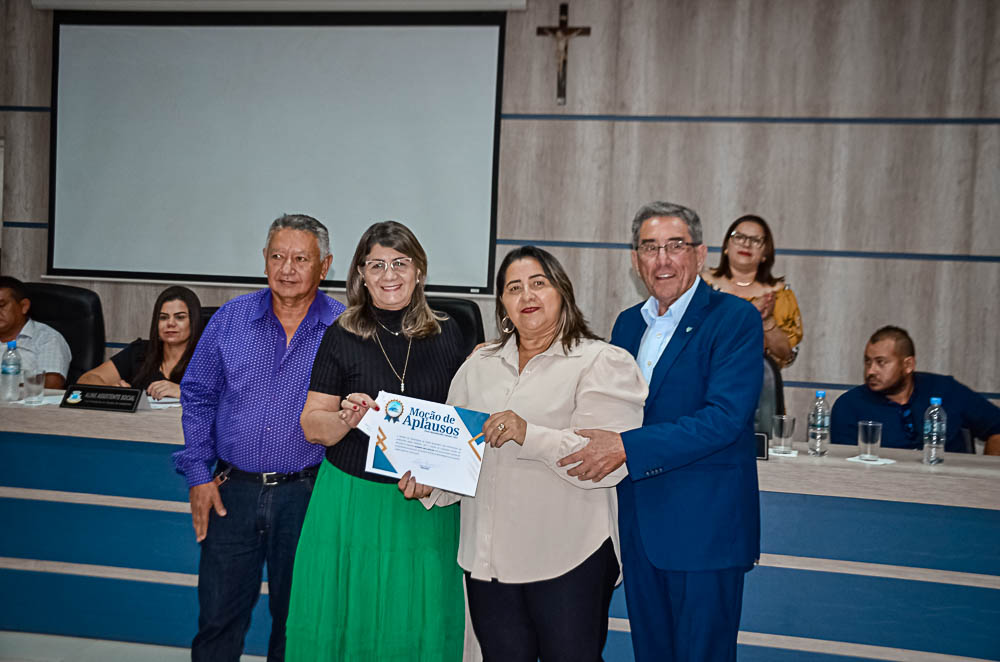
[110,339,167,391]
[309,306,466,483]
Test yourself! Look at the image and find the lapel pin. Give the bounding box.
[686,326,693,333]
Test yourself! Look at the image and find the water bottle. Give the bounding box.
[807,390,830,456]
[0,341,22,402]
[922,397,946,465]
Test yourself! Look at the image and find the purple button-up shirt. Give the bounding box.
[174,288,345,487]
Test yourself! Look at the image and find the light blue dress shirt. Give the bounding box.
[636,276,701,383]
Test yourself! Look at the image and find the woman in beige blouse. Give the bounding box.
[365,246,647,662]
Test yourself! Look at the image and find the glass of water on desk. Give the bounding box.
[20,349,45,405]
[771,415,796,455]
[857,420,882,461]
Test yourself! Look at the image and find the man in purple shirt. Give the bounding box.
[174,214,345,662]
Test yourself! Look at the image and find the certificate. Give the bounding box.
[359,391,489,497]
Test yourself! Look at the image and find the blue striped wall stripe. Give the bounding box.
[496,238,1000,263]
[0,570,272,655]
[736,645,871,662]
[0,499,198,574]
[502,112,1000,125]
[1,221,48,229]
[611,561,1000,658]
[106,341,130,349]
[741,566,1000,660]
[7,436,1000,576]
[4,559,996,660]
[1,433,188,501]
[0,105,50,113]
[760,492,1000,576]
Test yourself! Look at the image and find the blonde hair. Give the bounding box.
[337,221,444,339]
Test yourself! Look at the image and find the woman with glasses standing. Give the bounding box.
[285,221,467,661]
[702,214,802,367]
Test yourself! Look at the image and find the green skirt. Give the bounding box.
[285,461,463,661]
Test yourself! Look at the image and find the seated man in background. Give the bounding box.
[832,325,1000,455]
[0,276,71,388]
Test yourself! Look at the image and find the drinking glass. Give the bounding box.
[771,415,796,455]
[857,420,882,461]
[23,370,45,405]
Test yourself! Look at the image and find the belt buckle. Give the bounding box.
[261,472,279,486]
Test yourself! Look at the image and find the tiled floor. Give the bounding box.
[0,632,265,662]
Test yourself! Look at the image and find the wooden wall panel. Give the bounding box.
[1,0,51,106]
[0,226,45,277]
[1,111,48,224]
[498,119,617,240]
[613,0,998,117]
[778,255,1000,391]
[501,120,1000,254]
[2,0,997,406]
[502,0,619,114]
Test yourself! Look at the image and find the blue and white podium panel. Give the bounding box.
[2,405,999,661]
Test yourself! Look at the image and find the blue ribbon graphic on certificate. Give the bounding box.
[359,391,489,496]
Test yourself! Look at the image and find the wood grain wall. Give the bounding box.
[2,0,998,421]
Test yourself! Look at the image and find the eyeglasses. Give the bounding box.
[362,257,413,276]
[635,240,701,259]
[729,231,765,248]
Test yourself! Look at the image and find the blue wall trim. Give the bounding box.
[0,105,50,113]
[0,570,271,655]
[495,238,1000,264]
[1,432,188,502]
[742,566,1000,660]
[0,499,198,574]
[2,221,49,229]
[502,112,1000,125]
[759,492,1000,576]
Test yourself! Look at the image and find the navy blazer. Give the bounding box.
[613,279,763,572]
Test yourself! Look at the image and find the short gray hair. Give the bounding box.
[630,201,703,247]
[265,214,331,260]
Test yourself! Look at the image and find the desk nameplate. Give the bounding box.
[59,385,149,413]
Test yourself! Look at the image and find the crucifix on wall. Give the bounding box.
[536,3,590,105]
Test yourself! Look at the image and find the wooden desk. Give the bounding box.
[2,402,999,661]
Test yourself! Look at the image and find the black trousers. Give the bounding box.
[465,537,619,662]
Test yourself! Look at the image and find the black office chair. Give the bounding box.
[200,306,219,332]
[754,355,786,436]
[426,296,486,358]
[23,282,106,384]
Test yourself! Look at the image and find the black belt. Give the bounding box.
[215,460,320,487]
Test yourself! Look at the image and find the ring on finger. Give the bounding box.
[497,422,506,432]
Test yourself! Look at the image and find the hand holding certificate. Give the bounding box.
[358,391,489,496]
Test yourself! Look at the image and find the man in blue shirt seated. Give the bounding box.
[831,325,1000,455]
[173,214,345,661]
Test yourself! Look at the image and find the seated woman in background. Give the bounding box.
[78,286,203,399]
[702,214,802,367]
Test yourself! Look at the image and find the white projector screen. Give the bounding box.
[50,13,503,293]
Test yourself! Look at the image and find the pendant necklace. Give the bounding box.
[734,279,754,287]
[376,319,402,336]
[373,328,412,393]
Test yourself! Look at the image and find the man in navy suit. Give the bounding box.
[560,201,763,661]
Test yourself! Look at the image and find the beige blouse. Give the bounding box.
[423,336,647,583]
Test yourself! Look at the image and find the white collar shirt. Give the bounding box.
[636,276,701,383]
[424,336,647,583]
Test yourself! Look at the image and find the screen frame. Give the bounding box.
[47,9,505,294]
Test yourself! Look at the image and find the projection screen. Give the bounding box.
[50,12,504,293]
